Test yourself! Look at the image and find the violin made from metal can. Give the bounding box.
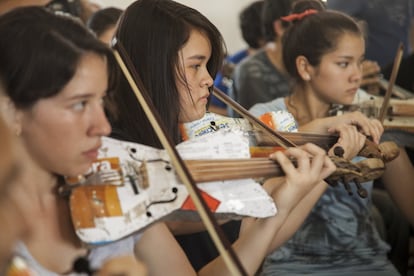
[64,132,385,246]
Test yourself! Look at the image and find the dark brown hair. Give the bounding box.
[282,0,362,81]
[109,0,226,147]
[0,6,117,109]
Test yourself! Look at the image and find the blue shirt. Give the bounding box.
[249,98,398,275]
[211,49,249,109]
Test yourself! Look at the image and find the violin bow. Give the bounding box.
[212,87,297,148]
[378,43,404,123]
[111,38,247,276]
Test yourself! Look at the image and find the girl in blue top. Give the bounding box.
[250,1,414,275]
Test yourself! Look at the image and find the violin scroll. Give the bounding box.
[327,156,385,198]
[358,139,400,163]
[378,141,400,162]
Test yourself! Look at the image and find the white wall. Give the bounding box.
[93,0,259,55]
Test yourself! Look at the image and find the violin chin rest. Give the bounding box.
[378,141,400,162]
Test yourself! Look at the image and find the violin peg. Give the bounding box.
[355,182,368,198]
[73,256,94,275]
[325,179,339,187]
[342,182,353,196]
[333,146,345,158]
[353,158,385,182]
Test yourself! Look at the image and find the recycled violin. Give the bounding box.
[65,133,385,246]
[180,111,400,163]
[207,87,402,198]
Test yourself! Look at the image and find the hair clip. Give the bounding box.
[281,9,318,22]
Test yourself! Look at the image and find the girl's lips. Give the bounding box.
[197,94,209,105]
[199,97,208,104]
[346,88,358,96]
[83,149,99,160]
[83,144,101,160]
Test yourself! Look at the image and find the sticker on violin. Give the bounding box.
[180,112,251,141]
[177,129,251,159]
[259,111,298,133]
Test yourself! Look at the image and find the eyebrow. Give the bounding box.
[65,91,107,101]
[186,55,207,61]
[336,55,354,59]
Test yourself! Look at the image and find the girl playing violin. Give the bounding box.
[249,1,414,275]
[107,0,336,275]
[0,7,146,275]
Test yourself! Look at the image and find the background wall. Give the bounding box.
[93,0,259,55]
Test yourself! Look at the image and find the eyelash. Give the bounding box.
[72,101,87,111]
[71,95,107,112]
[337,62,349,68]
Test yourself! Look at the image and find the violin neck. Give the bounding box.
[256,131,338,151]
[390,101,414,117]
[185,158,284,183]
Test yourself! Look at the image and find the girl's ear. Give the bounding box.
[0,97,23,136]
[296,55,313,81]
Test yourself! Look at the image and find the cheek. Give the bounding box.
[315,70,340,91]
[177,84,193,108]
[25,127,88,175]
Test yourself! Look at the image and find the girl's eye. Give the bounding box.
[191,64,201,70]
[72,101,87,111]
[99,95,107,106]
[337,62,349,68]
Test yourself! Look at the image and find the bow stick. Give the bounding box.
[111,38,247,276]
[378,43,404,122]
[212,88,296,149]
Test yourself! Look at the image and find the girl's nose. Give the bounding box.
[351,64,363,84]
[201,71,214,88]
[90,106,112,136]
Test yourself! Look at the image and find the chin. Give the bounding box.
[337,97,354,106]
[63,164,92,178]
[194,113,205,121]
[183,113,205,123]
